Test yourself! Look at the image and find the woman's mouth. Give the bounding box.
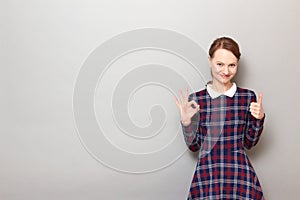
[220,74,231,79]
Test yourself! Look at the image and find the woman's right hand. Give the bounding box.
[174,87,200,126]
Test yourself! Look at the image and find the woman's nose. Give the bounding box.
[223,66,229,74]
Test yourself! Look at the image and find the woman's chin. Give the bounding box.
[219,79,231,85]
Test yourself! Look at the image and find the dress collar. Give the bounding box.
[206,82,237,99]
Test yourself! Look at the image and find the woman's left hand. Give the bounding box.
[250,93,265,119]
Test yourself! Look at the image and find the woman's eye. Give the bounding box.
[229,64,236,67]
[217,63,223,66]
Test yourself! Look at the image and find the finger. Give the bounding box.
[250,104,260,113]
[174,96,181,109]
[251,102,262,107]
[250,107,259,115]
[250,106,260,114]
[251,110,263,119]
[250,108,257,115]
[184,87,189,101]
[251,112,258,119]
[250,102,258,109]
[189,100,199,110]
[191,102,200,112]
[179,90,184,103]
[258,93,263,104]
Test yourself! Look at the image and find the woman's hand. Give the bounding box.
[174,87,200,126]
[250,93,265,119]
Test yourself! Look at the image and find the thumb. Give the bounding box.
[258,93,263,104]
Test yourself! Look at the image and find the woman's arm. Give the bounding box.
[244,92,265,149]
[181,112,201,152]
[175,89,201,152]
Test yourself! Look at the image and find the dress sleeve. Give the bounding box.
[244,92,265,149]
[181,94,201,152]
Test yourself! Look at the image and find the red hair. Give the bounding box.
[209,37,241,60]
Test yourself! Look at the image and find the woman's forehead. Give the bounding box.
[212,49,238,63]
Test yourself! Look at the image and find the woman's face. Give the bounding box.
[209,48,238,86]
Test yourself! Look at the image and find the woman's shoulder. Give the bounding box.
[236,87,256,98]
[236,86,255,93]
[188,88,207,101]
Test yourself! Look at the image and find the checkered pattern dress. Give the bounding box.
[182,87,265,200]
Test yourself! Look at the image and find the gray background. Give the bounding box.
[1,0,300,199]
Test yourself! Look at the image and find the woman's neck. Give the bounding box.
[211,81,233,93]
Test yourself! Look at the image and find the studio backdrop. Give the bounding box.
[1,0,300,199]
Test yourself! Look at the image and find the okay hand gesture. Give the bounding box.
[174,87,200,126]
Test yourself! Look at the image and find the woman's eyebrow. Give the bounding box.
[216,61,237,65]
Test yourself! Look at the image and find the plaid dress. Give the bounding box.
[182,87,265,200]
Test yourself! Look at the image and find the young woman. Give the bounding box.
[175,37,265,199]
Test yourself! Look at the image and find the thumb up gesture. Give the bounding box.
[250,93,265,119]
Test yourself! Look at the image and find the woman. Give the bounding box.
[175,37,265,199]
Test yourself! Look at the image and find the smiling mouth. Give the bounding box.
[220,74,230,78]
